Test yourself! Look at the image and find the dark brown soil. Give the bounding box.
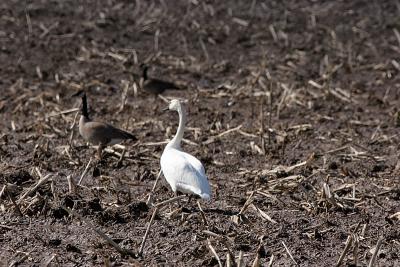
[1,0,400,266]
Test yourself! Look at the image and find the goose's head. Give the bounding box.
[72,90,89,118]
[140,63,149,80]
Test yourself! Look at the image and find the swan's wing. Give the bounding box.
[161,150,211,199]
[181,152,206,176]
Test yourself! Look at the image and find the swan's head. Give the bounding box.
[163,99,186,116]
[168,99,181,111]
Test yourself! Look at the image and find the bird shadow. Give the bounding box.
[203,208,237,216]
[182,206,237,216]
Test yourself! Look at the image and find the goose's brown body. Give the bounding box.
[79,116,135,146]
[140,65,180,95]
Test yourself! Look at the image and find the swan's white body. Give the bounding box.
[160,100,211,200]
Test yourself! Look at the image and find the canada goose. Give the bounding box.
[139,64,180,95]
[160,99,211,200]
[73,90,137,159]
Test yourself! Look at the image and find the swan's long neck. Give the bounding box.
[167,106,186,149]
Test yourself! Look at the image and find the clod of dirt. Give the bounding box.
[66,244,82,254]
[200,156,213,166]
[328,161,338,170]
[372,163,386,172]
[378,254,390,264]
[48,238,61,247]
[200,257,218,267]
[314,229,323,240]
[159,231,168,237]
[62,195,76,209]
[128,201,148,219]
[258,246,270,258]
[236,243,252,252]
[111,237,124,244]
[4,170,33,185]
[181,207,191,213]
[51,207,69,219]
[92,166,101,177]
[390,190,400,200]
[99,209,126,224]
[51,195,79,219]
[25,197,46,217]
[276,170,289,178]
[0,183,21,198]
[87,198,103,212]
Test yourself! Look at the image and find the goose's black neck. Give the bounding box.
[81,93,89,119]
[142,66,148,81]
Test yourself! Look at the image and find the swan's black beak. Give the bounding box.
[71,90,85,97]
[162,106,169,112]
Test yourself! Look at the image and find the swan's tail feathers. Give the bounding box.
[199,192,211,201]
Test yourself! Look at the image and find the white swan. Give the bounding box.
[160,99,211,200]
